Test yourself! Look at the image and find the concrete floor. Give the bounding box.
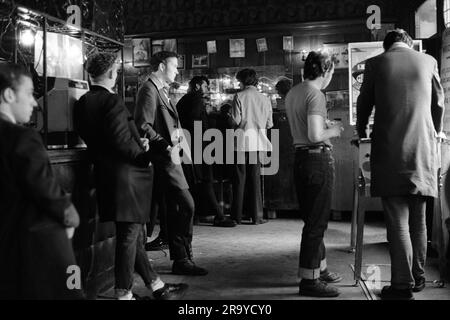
[104,215,450,300]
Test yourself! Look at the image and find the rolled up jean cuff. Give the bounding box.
[298,259,327,280]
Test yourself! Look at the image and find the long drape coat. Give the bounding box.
[356,45,445,198]
[0,114,81,299]
[134,78,194,190]
[74,86,156,223]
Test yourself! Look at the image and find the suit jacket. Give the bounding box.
[135,77,192,190]
[74,85,156,223]
[231,86,273,152]
[176,91,213,183]
[356,45,445,197]
[0,114,81,299]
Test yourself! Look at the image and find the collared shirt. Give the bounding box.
[388,42,411,51]
[0,110,16,124]
[90,82,115,93]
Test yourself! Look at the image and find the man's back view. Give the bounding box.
[357,29,445,300]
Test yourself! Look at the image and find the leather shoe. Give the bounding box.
[413,277,426,293]
[213,216,237,227]
[252,219,268,225]
[319,271,343,283]
[299,279,340,297]
[172,260,208,276]
[145,236,168,251]
[380,286,414,300]
[153,283,188,300]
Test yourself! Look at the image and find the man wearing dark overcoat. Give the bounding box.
[0,63,82,299]
[135,51,207,276]
[74,52,188,299]
[357,29,445,300]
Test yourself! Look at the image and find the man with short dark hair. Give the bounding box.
[177,76,236,228]
[135,51,208,276]
[74,52,188,300]
[357,29,445,300]
[0,62,83,299]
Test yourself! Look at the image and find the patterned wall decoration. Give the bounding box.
[124,0,415,35]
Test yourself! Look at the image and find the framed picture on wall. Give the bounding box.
[207,40,217,54]
[152,39,177,55]
[132,38,151,67]
[256,38,268,52]
[177,54,185,70]
[283,36,294,51]
[192,54,209,68]
[229,39,245,58]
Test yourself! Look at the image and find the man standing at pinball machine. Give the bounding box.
[356,29,445,300]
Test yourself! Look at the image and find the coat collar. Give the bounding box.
[149,73,168,91]
[388,42,412,52]
[148,78,178,118]
[90,84,113,93]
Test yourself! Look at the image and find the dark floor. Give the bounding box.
[102,215,450,300]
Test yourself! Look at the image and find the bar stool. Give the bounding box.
[350,139,381,285]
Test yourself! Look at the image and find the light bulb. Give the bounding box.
[20,29,35,46]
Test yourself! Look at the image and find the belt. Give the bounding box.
[295,145,332,153]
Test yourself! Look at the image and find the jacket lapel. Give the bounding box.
[148,79,179,119]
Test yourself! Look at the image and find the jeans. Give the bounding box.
[294,149,334,280]
[382,196,427,289]
[115,222,159,290]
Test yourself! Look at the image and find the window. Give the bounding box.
[415,0,437,39]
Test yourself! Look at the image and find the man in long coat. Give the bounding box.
[74,52,187,299]
[0,63,82,299]
[357,29,445,300]
[135,51,208,275]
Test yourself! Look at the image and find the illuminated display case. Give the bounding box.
[12,5,125,149]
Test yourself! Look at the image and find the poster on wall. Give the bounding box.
[283,36,294,51]
[207,40,217,54]
[152,39,177,55]
[192,54,209,68]
[131,38,151,67]
[230,39,245,58]
[441,28,450,132]
[321,43,349,69]
[348,40,422,125]
[256,38,268,52]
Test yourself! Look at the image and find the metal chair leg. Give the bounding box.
[354,199,366,285]
[350,183,358,252]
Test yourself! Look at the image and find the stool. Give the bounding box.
[350,139,382,285]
